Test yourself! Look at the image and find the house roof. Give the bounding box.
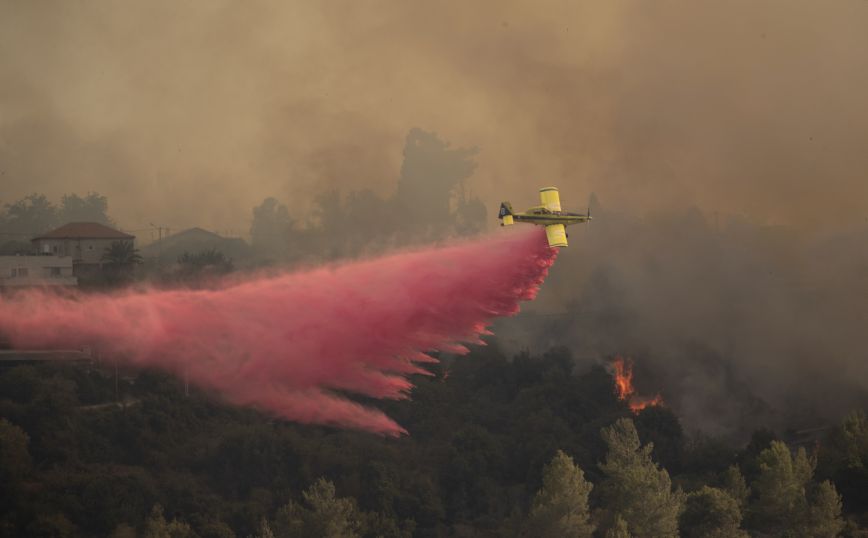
[32,222,135,241]
[139,227,250,259]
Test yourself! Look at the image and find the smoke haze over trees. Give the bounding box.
[248,129,487,262]
[2,2,866,233]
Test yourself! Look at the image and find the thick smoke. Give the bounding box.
[2,2,866,230]
[497,203,868,439]
[0,228,555,435]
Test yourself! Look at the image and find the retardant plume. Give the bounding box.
[0,228,555,435]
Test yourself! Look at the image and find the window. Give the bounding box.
[50,267,62,277]
[10,268,15,277]
[17,268,28,277]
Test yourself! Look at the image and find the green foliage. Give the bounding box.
[144,504,197,538]
[247,129,486,263]
[396,128,479,237]
[525,450,594,537]
[273,478,361,538]
[807,481,845,538]
[679,486,747,538]
[59,192,112,225]
[250,197,295,256]
[100,240,143,286]
[633,406,684,473]
[749,440,844,537]
[0,350,865,536]
[251,519,275,538]
[0,418,32,515]
[25,513,78,537]
[598,418,682,537]
[175,249,235,282]
[0,192,113,237]
[721,465,750,510]
[604,515,631,538]
[1,193,59,235]
[103,240,143,265]
[749,441,811,532]
[111,523,138,538]
[0,418,31,481]
[818,411,868,512]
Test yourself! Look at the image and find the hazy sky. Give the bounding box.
[2,1,867,235]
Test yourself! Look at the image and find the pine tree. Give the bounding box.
[749,440,843,537]
[525,450,595,537]
[805,481,844,538]
[274,478,361,538]
[599,418,682,537]
[679,486,747,538]
[721,465,750,510]
[143,505,195,538]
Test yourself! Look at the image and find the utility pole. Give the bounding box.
[149,223,165,262]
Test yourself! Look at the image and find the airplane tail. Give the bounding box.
[498,202,514,226]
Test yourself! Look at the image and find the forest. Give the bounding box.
[0,345,866,537]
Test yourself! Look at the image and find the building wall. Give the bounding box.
[34,238,131,264]
[0,256,77,287]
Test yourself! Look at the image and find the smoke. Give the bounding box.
[0,228,555,435]
[498,204,868,439]
[2,2,867,231]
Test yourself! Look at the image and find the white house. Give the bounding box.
[0,255,77,288]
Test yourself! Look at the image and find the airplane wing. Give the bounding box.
[539,187,562,212]
[545,223,568,247]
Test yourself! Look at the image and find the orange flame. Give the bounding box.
[611,356,663,413]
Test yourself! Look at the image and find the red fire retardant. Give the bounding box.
[0,228,557,435]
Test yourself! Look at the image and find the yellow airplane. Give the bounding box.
[498,187,591,247]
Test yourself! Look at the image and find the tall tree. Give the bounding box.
[1,193,58,235]
[806,481,845,538]
[274,478,361,538]
[101,241,142,285]
[748,441,809,533]
[817,410,868,512]
[58,192,112,225]
[250,197,295,257]
[395,128,479,237]
[721,465,750,510]
[749,440,843,537]
[598,418,682,537]
[525,449,594,538]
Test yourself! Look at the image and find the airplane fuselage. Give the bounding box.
[510,207,589,226]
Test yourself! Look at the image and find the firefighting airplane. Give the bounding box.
[498,187,591,247]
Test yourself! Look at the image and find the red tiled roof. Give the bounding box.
[32,222,135,240]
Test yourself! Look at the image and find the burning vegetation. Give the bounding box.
[612,356,664,413]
